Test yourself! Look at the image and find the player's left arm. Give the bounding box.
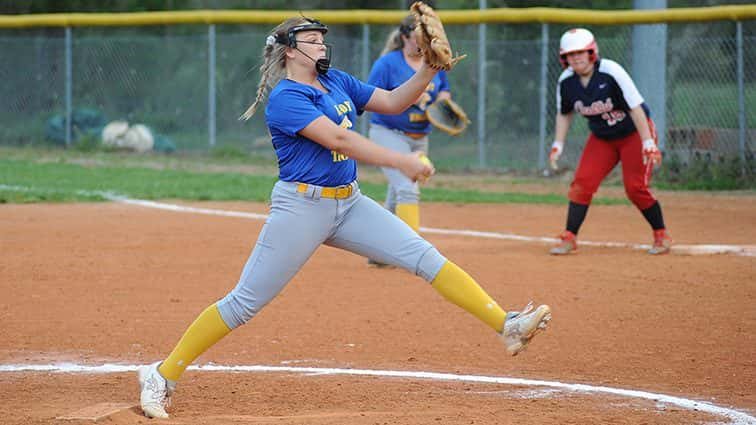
[364,63,439,114]
[629,106,662,166]
[604,59,658,157]
[628,106,653,141]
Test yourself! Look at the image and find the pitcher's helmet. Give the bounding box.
[277,18,328,48]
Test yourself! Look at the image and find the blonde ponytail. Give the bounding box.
[380,14,417,57]
[240,18,311,121]
[380,28,404,57]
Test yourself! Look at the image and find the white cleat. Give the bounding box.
[138,361,174,419]
[500,302,552,356]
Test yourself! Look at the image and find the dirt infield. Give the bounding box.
[1,192,755,424]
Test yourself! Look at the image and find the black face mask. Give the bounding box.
[294,41,332,75]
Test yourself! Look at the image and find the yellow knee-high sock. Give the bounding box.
[158,303,231,382]
[431,261,507,332]
[396,203,420,232]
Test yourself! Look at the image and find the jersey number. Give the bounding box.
[601,110,626,126]
[331,151,349,162]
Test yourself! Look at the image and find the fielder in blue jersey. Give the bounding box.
[366,15,451,253]
[137,15,552,419]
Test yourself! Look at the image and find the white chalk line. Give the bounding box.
[107,193,756,257]
[1,185,752,256]
[0,362,753,424]
[3,185,755,422]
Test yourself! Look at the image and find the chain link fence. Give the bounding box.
[1,20,753,178]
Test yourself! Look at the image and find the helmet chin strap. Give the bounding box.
[295,45,332,75]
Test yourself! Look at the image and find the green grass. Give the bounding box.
[0,159,279,203]
[358,180,595,204]
[0,153,629,205]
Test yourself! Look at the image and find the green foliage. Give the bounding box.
[0,114,50,146]
[668,82,755,128]
[656,153,755,190]
[70,133,103,152]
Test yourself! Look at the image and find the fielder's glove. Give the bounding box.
[410,1,466,71]
[426,98,470,136]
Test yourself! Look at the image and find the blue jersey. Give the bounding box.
[368,50,450,134]
[265,68,376,186]
[557,58,650,140]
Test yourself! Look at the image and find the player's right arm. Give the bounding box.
[550,71,576,170]
[299,116,433,182]
[550,112,573,170]
[554,112,573,143]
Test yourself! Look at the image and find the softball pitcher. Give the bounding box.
[366,15,451,258]
[137,16,551,419]
[549,28,672,256]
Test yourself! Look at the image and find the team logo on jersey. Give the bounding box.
[601,110,626,126]
[574,98,628,126]
[331,151,349,162]
[334,100,353,116]
[415,92,432,111]
[574,98,614,116]
[574,98,626,126]
[332,100,353,162]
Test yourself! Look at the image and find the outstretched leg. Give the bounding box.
[431,261,551,356]
[328,193,551,355]
[138,303,229,418]
[139,181,335,418]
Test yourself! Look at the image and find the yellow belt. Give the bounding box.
[297,182,353,199]
[404,132,427,140]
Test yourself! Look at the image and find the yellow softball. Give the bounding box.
[419,154,433,168]
[417,154,434,184]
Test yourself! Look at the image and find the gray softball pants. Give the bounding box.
[216,180,447,329]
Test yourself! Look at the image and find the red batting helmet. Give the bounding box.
[559,28,599,68]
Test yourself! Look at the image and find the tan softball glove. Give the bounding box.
[426,98,470,136]
[410,1,466,71]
